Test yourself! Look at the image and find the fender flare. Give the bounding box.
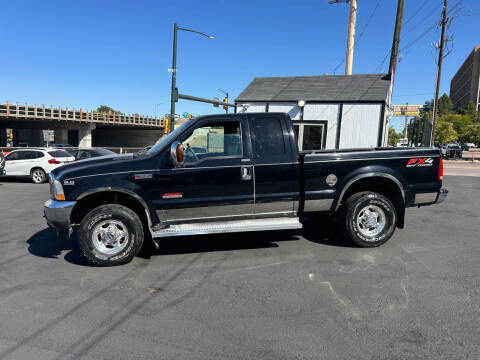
[75,187,154,227]
[335,172,405,212]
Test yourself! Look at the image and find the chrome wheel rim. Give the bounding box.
[91,220,129,255]
[356,204,386,239]
[32,170,44,183]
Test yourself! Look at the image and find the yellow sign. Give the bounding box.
[393,105,422,117]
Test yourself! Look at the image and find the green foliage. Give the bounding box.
[440,114,473,143]
[459,101,480,121]
[438,93,454,116]
[420,99,433,115]
[434,122,458,144]
[388,126,402,146]
[418,94,480,145]
[96,105,123,114]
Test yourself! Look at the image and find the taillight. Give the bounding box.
[48,159,61,164]
[438,157,443,181]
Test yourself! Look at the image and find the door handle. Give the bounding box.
[241,166,252,181]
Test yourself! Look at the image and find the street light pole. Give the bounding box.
[169,23,214,133]
[169,23,178,133]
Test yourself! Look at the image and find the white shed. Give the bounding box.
[235,74,392,150]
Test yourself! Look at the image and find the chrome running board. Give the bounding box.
[152,217,303,238]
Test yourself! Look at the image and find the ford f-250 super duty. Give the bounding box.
[44,113,447,266]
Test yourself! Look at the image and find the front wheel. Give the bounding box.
[78,204,145,266]
[342,192,397,248]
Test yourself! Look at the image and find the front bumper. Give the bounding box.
[44,199,76,234]
[413,188,448,206]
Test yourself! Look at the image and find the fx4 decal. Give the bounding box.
[406,158,434,168]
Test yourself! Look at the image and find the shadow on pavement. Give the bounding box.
[27,216,354,265]
[0,176,35,183]
[27,227,90,266]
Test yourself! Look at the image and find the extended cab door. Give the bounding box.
[247,114,298,216]
[158,116,254,223]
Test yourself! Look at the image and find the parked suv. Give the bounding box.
[1,148,74,183]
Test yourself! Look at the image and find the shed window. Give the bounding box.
[294,122,326,151]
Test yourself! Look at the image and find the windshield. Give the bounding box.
[147,120,192,155]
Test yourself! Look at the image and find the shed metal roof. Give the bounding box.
[235,74,391,103]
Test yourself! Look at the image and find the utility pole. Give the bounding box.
[404,102,409,139]
[345,0,357,75]
[431,0,449,145]
[329,0,357,75]
[388,0,405,82]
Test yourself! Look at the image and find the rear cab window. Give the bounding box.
[248,114,293,163]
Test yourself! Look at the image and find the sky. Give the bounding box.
[1,0,479,132]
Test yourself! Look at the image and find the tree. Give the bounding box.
[459,101,479,122]
[437,93,454,116]
[440,114,473,143]
[434,122,458,144]
[96,105,123,114]
[420,99,434,115]
[388,126,402,146]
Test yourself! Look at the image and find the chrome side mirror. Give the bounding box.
[170,141,184,168]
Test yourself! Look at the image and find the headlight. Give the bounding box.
[50,174,65,201]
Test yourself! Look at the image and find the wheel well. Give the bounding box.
[339,176,406,228]
[71,191,150,228]
[30,167,45,174]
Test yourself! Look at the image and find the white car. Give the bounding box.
[2,148,75,184]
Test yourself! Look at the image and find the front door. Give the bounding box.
[4,151,33,175]
[157,116,254,223]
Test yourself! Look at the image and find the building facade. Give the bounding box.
[450,46,480,111]
[235,74,392,150]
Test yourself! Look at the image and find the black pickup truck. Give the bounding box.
[44,113,447,266]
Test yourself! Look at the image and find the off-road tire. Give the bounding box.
[31,168,47,184]
[78,204,144,266]
[342,192,397,248]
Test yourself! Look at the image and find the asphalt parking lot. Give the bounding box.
[0,175,478,360]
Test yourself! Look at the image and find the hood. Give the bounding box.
[51,153,147,180]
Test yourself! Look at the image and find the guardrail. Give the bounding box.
[1,146,148,155]
[0,102,164,128]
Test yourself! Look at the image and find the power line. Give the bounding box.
[402,0,433,27]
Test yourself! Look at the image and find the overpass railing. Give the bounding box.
[0,102,165,128]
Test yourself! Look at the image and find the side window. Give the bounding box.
[5,152,20,160]
[252,117,286,157]
[182,121,242,164]
[33,151,44,159]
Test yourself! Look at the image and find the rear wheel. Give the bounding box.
[31,168,47,184]
[342,192,397,248]
[78,204,144,266]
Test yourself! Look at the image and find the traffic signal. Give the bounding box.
[188,113,192,119]
[223,97,228,111]
[164,118,170,134]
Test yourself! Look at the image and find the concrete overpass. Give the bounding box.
[0,102,165,148]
